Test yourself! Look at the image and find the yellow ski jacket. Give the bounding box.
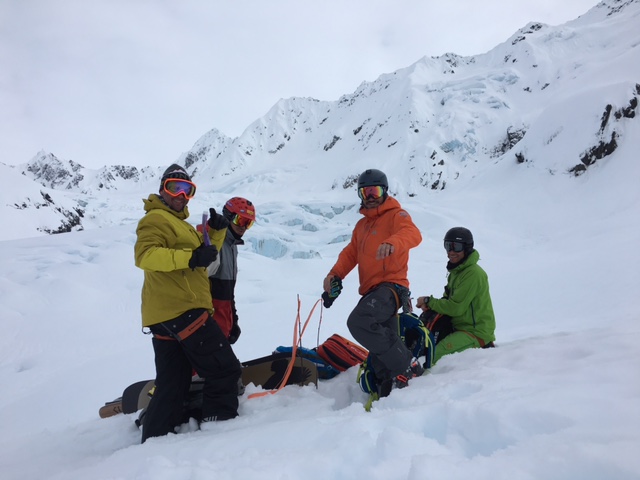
[134,194,226,327]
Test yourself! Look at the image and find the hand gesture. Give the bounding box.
[376,242,394,260]
[208,208,230,230]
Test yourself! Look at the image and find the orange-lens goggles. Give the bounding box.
[358,185,385,200]
[232,214,254,229]
[163,179,196,199]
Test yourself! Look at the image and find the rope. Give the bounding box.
[248,296,321,399]
[316,302,325,349]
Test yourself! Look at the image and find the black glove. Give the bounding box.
[208,208,230,230]
[228,322,241,344]
[188,244,218,270]
[322,277,343,308]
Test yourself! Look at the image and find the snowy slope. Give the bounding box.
[0,2,639,479]
[0,145,638,479]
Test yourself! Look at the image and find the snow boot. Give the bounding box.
[378,360,424,398]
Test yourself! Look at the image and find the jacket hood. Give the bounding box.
[227,227,245,245]
[359,196,402,218]
[448,249,480,271]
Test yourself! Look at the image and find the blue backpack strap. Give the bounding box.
[423,332,435,369]
[395,312,436,369]
[357,355,378,394]
[396,313,428,358]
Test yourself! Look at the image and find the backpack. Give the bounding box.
[275,334,368,380]
[357,312,433,394]
[316,334,368,372]
[273,345,340,379]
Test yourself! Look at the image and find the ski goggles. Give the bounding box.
[444,241,465,252]
[163,179,196,199]
[231,214,254,229]
[358,185,386,200]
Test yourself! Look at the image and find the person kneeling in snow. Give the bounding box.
[416,227,496,366]
[322,168,423,398]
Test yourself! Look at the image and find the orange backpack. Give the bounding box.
[316,334,368,372]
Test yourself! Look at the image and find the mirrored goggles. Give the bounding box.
[358,185,385,200]
[163,179,196,199]
[444,241,465,252]
[232,214,254,229]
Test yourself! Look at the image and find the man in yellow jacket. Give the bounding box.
[323,169,423,398]
[135,164,241,443]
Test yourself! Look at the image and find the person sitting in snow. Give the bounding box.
[416,227,496,366]
[322,168,423,398]
[134,164,241,443]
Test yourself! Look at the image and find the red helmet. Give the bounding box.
[222,197,256,223]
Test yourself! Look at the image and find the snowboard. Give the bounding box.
[99,379,155,418]
[98,353,318,418]
[241,352,318,390]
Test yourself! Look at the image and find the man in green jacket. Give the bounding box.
[135,164,241,443]
[416,227,496,366]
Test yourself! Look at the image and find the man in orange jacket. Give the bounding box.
[322,169,423,397]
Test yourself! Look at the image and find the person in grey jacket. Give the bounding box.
[208,197,256,344]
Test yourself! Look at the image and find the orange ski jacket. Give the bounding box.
[328,196,422,295]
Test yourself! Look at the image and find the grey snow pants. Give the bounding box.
[346,284,412,380]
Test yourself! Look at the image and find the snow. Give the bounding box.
[1,142,639,479]
[1,2,640,478]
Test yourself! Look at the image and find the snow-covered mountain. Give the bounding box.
[167,0,640,194]
[19,151,157,191]
[1,3,640,478]
[2,0,639,240]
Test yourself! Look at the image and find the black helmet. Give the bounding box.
[357,169,388,190]
[444,227,474,252]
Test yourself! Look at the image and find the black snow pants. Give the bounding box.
[141,308,241,443]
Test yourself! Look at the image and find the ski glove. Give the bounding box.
[322,277,343,308]
[189,244,218,270]
[208,208,230,230]
[228,322,241,345]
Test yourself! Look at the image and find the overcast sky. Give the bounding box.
[0,0,598,168]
